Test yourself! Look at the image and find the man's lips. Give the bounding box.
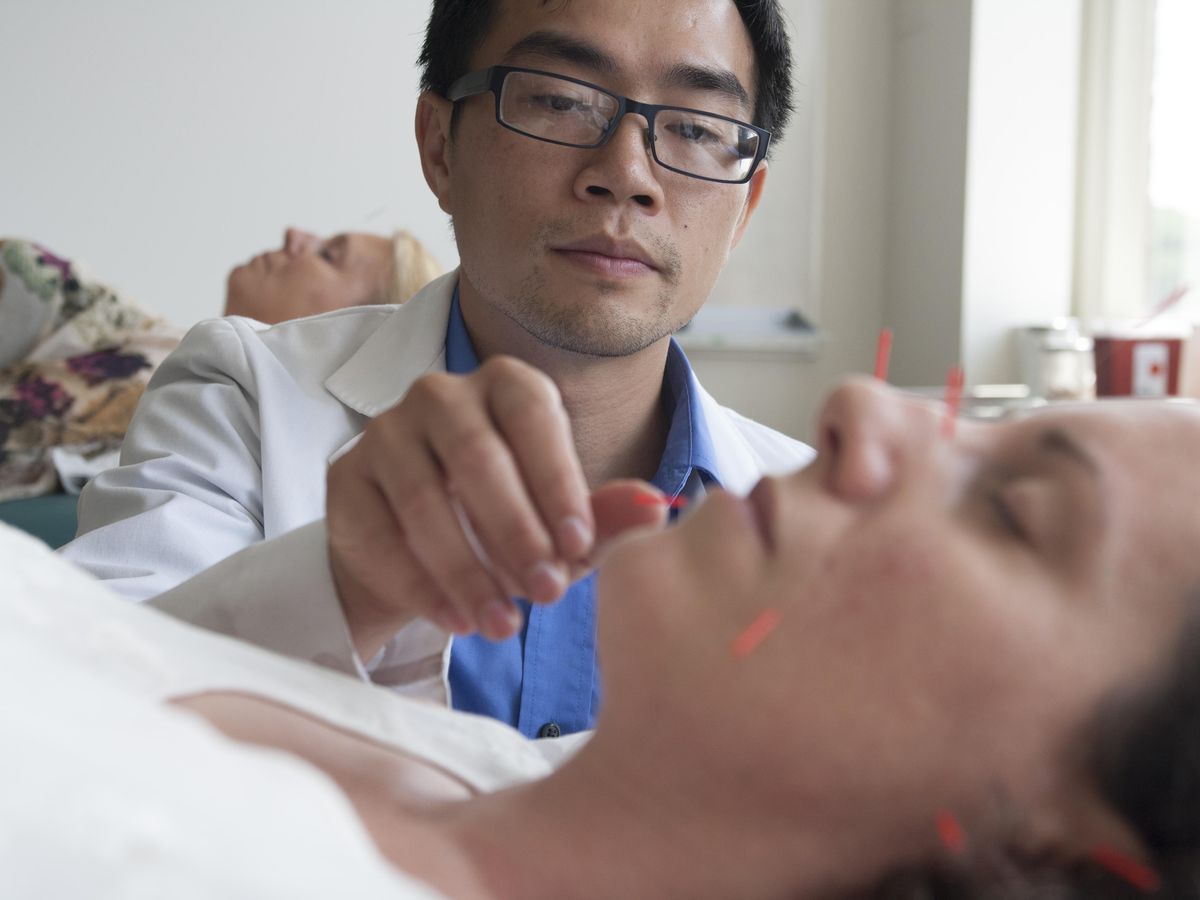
[552,235,659,275]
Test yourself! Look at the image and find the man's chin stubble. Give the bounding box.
[504,270,684,358]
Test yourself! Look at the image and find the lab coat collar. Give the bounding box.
[323,269,459,418]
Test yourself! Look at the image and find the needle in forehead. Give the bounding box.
[874,327,893,382]
[942,365,964,439]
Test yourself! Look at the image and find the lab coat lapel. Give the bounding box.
[324,270,458,465]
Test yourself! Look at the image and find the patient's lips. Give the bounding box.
[746,478,777,553]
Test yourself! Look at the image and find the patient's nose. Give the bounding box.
[284,227,320,257]
[816,377,935,502]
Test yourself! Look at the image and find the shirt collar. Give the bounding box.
[444,287,723,495]
[444,286,481,374]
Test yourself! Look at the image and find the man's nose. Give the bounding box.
[575,114,664,209]
[816,377,936,502]
[284,227,320,257]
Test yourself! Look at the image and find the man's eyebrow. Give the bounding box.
[502,31,752,112]
[501,31,618,76]
[1039,428,1100,478]
[663,62,751,111]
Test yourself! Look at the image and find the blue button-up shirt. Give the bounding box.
[444,288,721,737]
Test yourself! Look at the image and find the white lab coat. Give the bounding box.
[62,271,815,703]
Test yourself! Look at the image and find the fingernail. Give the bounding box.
[525,560,568,603]
[481,599,521,638]
[557,515,593,558]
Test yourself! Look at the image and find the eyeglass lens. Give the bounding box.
[498,70,759,182]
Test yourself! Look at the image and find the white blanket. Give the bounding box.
[0,523,574,898]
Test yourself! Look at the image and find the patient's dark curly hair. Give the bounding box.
[417,0,795,148]
[859,604,1200,899]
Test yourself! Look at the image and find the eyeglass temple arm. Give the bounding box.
[446,67,496,102]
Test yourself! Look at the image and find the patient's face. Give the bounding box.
[225,228,392,324]
[598,378,1200,842]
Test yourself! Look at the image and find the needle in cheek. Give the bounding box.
[730,608,781,659]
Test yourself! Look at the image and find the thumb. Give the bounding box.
[591,479,670,544]
[566,480,669,581]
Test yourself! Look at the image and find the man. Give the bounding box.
[62,0,814,738]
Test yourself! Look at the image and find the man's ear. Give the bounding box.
[415,91,455,215]
[729,160,768,251]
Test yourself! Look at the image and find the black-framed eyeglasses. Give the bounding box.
[446,65,770,185]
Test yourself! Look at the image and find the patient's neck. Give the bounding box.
[413,733,878,900]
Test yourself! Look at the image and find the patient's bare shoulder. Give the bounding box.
[170,691,475,810]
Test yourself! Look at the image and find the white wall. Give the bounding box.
[962,0,1081,384]
[0,1,1089,443]
[881,0,973,387]
[1,0,448,326]
[0,0,817,328]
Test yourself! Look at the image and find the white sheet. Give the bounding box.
[0,524,451,899]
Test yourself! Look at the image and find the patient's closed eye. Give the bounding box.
[989,489,1028,542]
[990,477,1070,557]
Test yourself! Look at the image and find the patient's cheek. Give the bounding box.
[825,532,939,614]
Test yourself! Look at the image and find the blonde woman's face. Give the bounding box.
[225,228,392,324]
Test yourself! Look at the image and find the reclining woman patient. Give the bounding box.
[5,378,1200,899]
[223,226,443,324]
[0,229,441,500]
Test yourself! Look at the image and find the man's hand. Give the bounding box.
[326,356,667,661]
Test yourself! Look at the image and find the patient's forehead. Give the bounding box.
[1018,397,1200,448]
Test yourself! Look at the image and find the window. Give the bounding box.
[1148,0,1200,313]
[1074,0,1200,321]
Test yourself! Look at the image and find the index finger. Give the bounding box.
[486,363,594,562]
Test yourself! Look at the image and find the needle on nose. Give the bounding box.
[942,365,964,439]
[874,328,893,382]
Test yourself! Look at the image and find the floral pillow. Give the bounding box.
[0,240,182,502]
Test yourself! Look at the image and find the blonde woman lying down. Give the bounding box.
[6,378,1200,899]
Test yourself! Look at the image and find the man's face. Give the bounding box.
[429,0,766,357]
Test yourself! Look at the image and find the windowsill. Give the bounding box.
[673,306,824,358]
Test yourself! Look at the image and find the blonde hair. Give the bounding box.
[379,230,444,305]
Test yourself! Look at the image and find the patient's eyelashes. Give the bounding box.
[988,489,1028,543]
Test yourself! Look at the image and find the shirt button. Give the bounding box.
[537,722,562,739]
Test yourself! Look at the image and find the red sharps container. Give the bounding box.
[1091,320,1192,398]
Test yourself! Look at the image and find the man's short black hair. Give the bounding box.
[417,0,795,147]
